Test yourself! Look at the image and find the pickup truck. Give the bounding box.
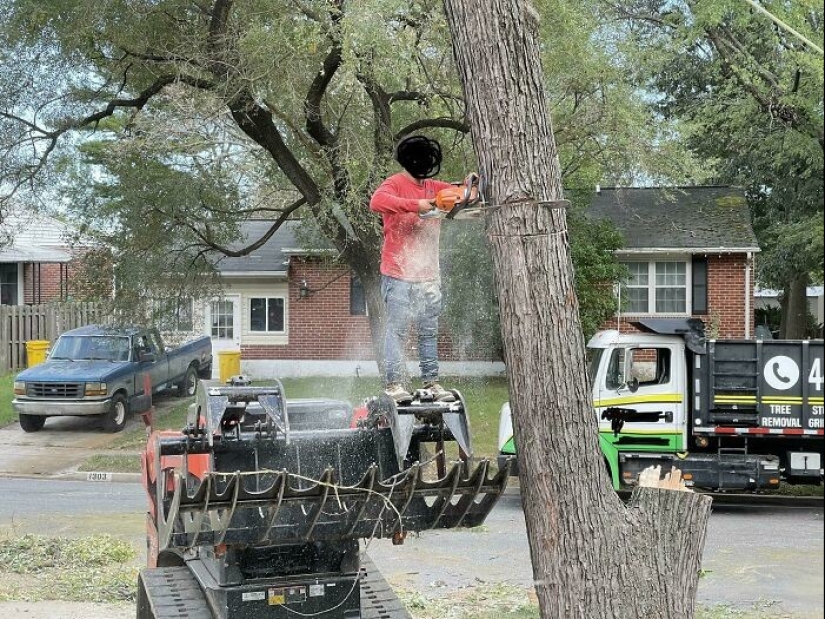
[13,325,212,433]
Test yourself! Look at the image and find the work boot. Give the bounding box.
[385,383,412,403]
[423,381,455,402]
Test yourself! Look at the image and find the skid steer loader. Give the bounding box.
[137,378,512,618]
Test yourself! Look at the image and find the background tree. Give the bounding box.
[442,0,712,617]
[0,0,695,357]
[609,0,824,337]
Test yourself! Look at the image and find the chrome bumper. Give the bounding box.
[13,398,112,417]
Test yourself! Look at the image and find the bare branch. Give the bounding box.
[183,196,306,257]
[395,117,470,139]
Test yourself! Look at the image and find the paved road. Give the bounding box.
[0,477,821,616]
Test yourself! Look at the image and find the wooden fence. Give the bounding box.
[1,302,105,373]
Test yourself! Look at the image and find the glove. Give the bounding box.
[434,186,465,212]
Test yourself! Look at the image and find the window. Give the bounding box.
[211,300,235,339]
[250,297,285,333]
[691,257,708,315]
[629,348,671,386]
[620,261,688,315]
[0,263,18,305]
[622,262,650,313]
[604,347,672,390]
[350,275,367,316]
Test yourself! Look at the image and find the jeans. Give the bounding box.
[381,275,441,385]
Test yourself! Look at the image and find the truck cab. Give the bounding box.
[588,329,690,488]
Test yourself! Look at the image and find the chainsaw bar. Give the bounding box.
[423,173,570,220]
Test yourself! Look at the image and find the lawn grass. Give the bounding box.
[273,375,510,459]
[396,588,807,619]
[0,373,16,427]
[84,375,510,474]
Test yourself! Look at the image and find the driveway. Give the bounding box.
[0,393,182,478]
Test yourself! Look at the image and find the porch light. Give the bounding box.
[298,280,312,299]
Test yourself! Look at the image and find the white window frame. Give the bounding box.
[619,257,692,316]
[249,296,287,334]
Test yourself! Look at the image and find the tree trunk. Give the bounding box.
[441,1,712,617]
[780,275,809,339]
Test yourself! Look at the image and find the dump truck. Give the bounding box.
[498,318,824,491]
[138,378,511,618]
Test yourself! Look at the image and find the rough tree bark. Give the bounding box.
[441,1,713,617]
[780,276,811,339]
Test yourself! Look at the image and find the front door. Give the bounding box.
[206,295,241,378]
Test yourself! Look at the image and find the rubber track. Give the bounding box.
[360,554,412,619]
[139,556,411,619]
[138,567,212,618]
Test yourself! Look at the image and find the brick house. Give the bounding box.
[0,210,76,305]
[184,220,502,379]
[190,220,371,376]
[587,186,760,339]
[179,186,758,378]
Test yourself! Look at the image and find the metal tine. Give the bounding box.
[303,468,334,541]
[214,471,242,546]
[345,466,378,536]
[187,473,213,548]
[387,465,422,534]
[452,459,490,529]
[158,470,184,552]
[454,461,513,528]
[426,462,463,530]
[260,471,288,543]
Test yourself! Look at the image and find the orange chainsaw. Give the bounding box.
[422,173,485,220]
[422,173,569,220]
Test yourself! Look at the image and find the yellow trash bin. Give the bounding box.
[218,350,242,384]
[25,340,51,367]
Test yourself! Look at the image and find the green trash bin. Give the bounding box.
[218,350,242,384]
[26,340,50,367]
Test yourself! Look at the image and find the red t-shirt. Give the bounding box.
[369,173,452,282]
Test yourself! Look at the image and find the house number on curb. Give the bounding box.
[86,472,112,482]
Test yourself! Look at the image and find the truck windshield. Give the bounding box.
[50,336,131,362]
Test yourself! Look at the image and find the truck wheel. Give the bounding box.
[102,393,128,433]
[178,365,199,398]
[19,414,46,433]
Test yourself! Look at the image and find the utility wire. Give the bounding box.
[741,0,824,55]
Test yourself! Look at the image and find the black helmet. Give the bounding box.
[395,135,442,179]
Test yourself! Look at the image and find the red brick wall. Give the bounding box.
[241,260,374,361]
[23,262,69,304]
[599,254,754,339]
[706,254,754,339]
[240,259,499,362]
[22,251,112,304]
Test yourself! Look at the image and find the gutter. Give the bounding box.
[616,247,761,255]
[218,271,288,278]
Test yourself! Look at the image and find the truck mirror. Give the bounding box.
[615,348,639,392]
[613,349,626,387]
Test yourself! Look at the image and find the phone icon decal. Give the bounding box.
[763,356,799,391]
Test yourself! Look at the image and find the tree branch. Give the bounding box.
[183,196,306,257]
[395,117,470,139]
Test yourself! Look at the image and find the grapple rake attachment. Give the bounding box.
[151,383,510,555]
[141,380,513,619]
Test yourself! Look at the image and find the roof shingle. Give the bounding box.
[586,186,759,252]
